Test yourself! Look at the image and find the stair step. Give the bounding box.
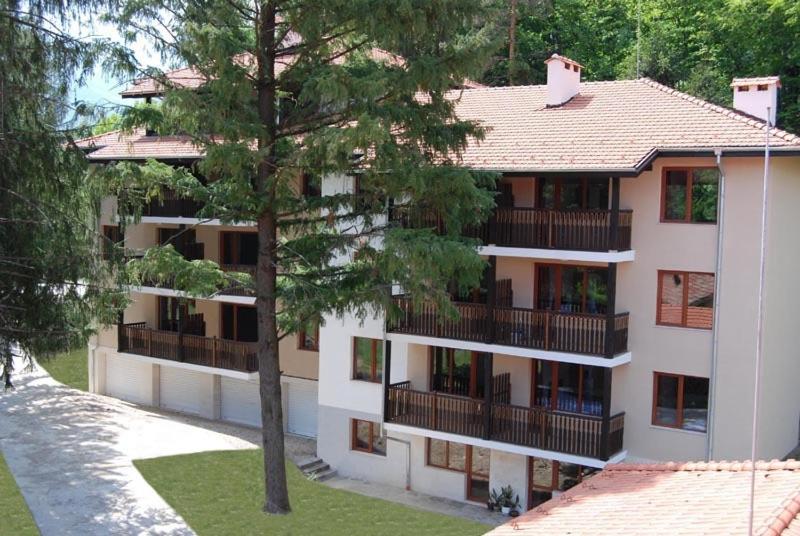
[304,461,329,474]
[297,458,323,471]
[312,468,338,482]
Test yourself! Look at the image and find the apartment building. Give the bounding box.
[317,58,800,509]
[83,53,800,511]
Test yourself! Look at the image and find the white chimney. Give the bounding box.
[731,76,780,125]
[545,54,582,107]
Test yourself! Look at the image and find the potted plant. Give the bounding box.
[491,485,520,515]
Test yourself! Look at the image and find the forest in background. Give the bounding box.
[482,0,800,132]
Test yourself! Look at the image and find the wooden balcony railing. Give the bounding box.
[386,383,624,459]
[392,207,633,252]
[142,190,204,218]
[390,298,629,357]
[118,323,257,372]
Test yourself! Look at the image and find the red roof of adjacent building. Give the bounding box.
[487,460,800,536]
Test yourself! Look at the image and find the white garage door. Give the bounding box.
[221,377,261,427]
[286,381,318,438]
[160,367,213,417]
[106,355,152,405]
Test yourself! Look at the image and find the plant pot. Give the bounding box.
[501,506,511,515]
[487,501,494,511]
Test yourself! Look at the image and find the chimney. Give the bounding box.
[731,76,780,125]
[544,54,582,107]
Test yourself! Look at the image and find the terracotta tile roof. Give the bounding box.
[487,460,800,536]
[450,78,800,172]
[732,76,781,87]
[80,129,205,161]
[545,53,583,69]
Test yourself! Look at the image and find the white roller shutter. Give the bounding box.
[286,381,318,438]
[105,355,152,405]
[160,367,213,417]
[221,377,261,427]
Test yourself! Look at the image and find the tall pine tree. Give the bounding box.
[104,0,501,513]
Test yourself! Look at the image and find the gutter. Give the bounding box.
[706,148,727,461]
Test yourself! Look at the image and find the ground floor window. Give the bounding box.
[528,457,597,509]
[351,419,386,456]
[652,372,709,432]
[352,337,383,383]
[426,439,490,503]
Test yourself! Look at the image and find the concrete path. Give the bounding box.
[0,360,258,536]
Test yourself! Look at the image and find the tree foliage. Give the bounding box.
[103,0,502,514]
[485,0,800,131]
[0,0,130,386]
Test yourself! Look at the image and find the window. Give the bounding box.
[536,264,608,314]
[351,419,386,455]
[157,297,203,335]
[302,173,321,198]
[532,360,604,416]
[426,440,489,503]
[536,177,609,210]
[353,337,383,383]
[427,438,467,472]
[652,372,709,432]
[102,225,123,259]
[527,457,597,509]
[661,168,719,223]
[221,304,258,342]
[297,318,319,351]
[657,271,714,329]
[430,347,488,399]
[220,232,258,267]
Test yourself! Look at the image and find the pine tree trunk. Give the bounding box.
[509,0,518,85]
[255,1,291,515]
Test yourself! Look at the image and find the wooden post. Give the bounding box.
[146,329,152,357]
[484,255,497,344]
[609,176,620,251]
[382,340,392,422]
[482,352,494,440]
[599,367,613,460]
[212,337,218,368]
[177,305,184,362]
[604,263,618,358]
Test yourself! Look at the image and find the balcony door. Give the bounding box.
[157,297,203,335]
[535,264,608,314]
[536,177,609,210]
[220,231,259,268]
[221,304,258,342]
[430,347,488,399]
[531,360,603,416]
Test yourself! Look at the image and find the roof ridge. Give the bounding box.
[637,77,800,145]
[606,459,800,472]
[758,489,800,536]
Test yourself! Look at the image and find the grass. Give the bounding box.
[0,452,39,535]
[135,450,488,536]
[37,346,88,391]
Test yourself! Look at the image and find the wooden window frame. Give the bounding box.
[297,318,319,351]
[429,347,481,398]
[352,337,382,383]
[660,167,719,224]
[219,231,258,267]
[302,173,321,198]
[220,303,256,342]
[656,270,715,329]
[350,419,385,456]
[530,359,598,416]
[527,457,594,508]
[651,372,709,432]
[465,445,490,503]
[534,263,608,314]
[426,438,466,473]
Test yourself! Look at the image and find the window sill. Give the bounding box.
[350,449,386,458]
[297,347,319,353]
[649,424,707,437]
[654,323,713,332]
[425,463,466,476]
[352,378,383,385]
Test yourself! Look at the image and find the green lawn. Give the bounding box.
[38,347,88,391]
[0,453,39,535]
[135,450,488,536]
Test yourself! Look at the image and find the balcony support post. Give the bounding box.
[382,340,392,422]
[177,303,184,362]
[600,367,613,460]
[482,352,494,440]
[604,262,618,358]
[484,255,497,344]
[610,176,620,251]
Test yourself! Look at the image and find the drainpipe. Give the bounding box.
[706,148,726,461]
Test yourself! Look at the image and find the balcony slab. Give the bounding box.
[116,350,258,380]
[129,285,256,305]
[137,216,256,227]
[478,245,635,263]
[383,422,627,469]
[386,332,631,368]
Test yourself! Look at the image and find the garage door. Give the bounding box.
[221,377,261,427]
[286,381,318,438]
[160,367,213,417]
[106,355,152,405]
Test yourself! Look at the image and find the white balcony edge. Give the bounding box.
[115,349,258,380]
[129,285,256,305]
[478,245,635,263]
[383,422,626,469]
[137,216,256,227]
[386,332,631,368]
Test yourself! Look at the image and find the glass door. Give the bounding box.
[466,446,491,503]
[536,178,609,210]
[535,264,608,314]
[430,348,487,398]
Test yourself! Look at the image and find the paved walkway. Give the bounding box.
[0,360,260,536]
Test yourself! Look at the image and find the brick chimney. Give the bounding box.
[545,54,582,107]
[731,77,780,125]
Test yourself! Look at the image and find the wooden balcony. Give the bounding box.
[142,190,204,218]
[389,297,629,357]
[386,382,624,460]
[118,322,257,372]
[392,207,633,252]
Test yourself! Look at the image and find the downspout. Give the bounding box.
[706,148,726,461]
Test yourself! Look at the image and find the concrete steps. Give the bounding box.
[297,457,337,482]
